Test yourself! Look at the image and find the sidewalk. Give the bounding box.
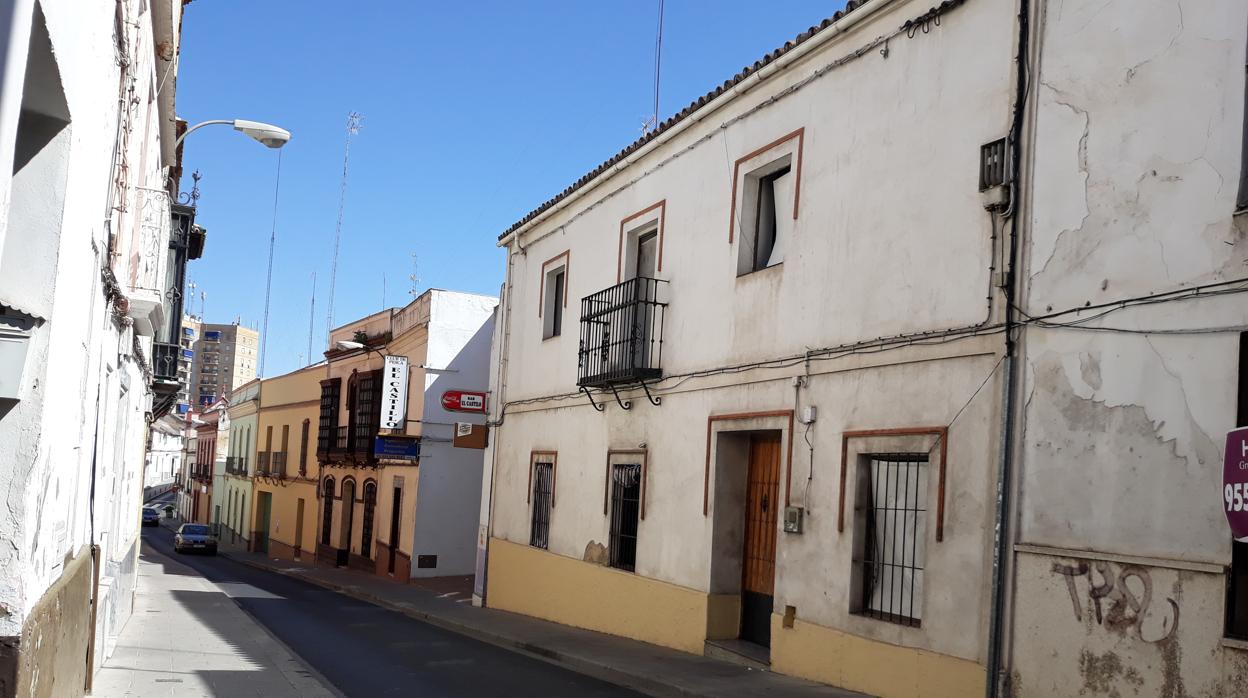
[219,546,865,698]
[93,540,339,698]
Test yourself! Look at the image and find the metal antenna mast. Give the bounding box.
[307,271,316,364]
[259,149,284,378]
[325,111,363,341]
[409,253,419,298]
[644,0,665,133]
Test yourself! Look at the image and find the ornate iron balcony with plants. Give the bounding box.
[577,277,667,410]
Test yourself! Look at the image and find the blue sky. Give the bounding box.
[177,1,845,377]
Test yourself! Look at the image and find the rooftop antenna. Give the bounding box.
[186,280,197,319]
[259,149,284,378]
[409,253,419,298]
[643,0,665,134]
[325,111,363,340]
[307,271,316,363]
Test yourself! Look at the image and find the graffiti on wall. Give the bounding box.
[1051,559,1179,643]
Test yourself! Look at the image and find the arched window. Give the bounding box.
[361,481,377,559]
[321,477,335,546]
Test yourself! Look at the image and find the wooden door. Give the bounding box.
[388,485,403,574]
[294,498,305,555]
[741,432,781,647]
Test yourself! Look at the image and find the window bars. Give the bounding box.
[530,462,554,550]
[609,463,642,572]
[858,453,928,626]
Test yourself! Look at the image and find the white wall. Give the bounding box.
[488,0,1017,666]
[412,290,497,576]
[0,0,181,673]
[1009,0,1248,694]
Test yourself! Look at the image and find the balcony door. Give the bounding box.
[629,232,658,372]
[633,231,657,280]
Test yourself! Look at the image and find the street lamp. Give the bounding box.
[175,119,292,149]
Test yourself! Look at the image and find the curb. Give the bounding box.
[219,551,690,698]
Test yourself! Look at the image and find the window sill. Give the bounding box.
[1222,636,1248,652]
[735,262,784,279]
[542,333,562,343]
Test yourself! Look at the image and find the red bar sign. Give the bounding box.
[442,390,486,413]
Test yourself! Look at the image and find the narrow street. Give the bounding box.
[125,518,636,697]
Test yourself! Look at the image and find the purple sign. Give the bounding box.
[1225,427,1248,539]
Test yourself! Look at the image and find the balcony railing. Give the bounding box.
[153,342,180,382]
[125,187,173,337]
[271,452,288,478]
[256,452,271,476]
[578,277,667,388]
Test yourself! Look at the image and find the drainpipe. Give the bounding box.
[986,0,1031,695]
[477,243,516,605]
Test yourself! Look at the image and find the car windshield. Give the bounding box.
[181,525,211,536]
[143,508,158,514]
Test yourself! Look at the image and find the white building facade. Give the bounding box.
[0,0,195,693]
[480,1,1015,695]
[144,415,183,497]
[479,0,1248,696]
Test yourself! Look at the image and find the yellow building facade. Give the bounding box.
[254,364,323,560]
[316,307,425,581]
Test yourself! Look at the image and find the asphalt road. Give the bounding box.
[141,522,638,697]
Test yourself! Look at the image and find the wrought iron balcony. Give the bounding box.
[256,452,270,476]
[578,277,667,389]
[153,342,180,382]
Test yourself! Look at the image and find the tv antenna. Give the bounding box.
[642,0,665,134]
[259,149,284,378]
[306,271,316,364]
[409,253,419,298]
[325,111,363,339]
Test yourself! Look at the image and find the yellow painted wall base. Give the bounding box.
[771,616,986,698]
[486,538,708,654]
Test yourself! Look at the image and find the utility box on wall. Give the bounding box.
[0,309,38,400]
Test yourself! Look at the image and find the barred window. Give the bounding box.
[609,463,642,572]
[529,462,553,550]
[854,453,928,626]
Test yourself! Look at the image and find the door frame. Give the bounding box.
[703,411,795,651]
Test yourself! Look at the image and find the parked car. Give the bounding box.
[174,524,217,555]
[141,507,161,527]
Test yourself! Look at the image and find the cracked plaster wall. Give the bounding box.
[0,2,168,683]
[1013,0,1248,694]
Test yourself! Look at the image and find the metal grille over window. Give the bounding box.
[609,463,642,572]
[529,463,553,550]
[857,453,927,626]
